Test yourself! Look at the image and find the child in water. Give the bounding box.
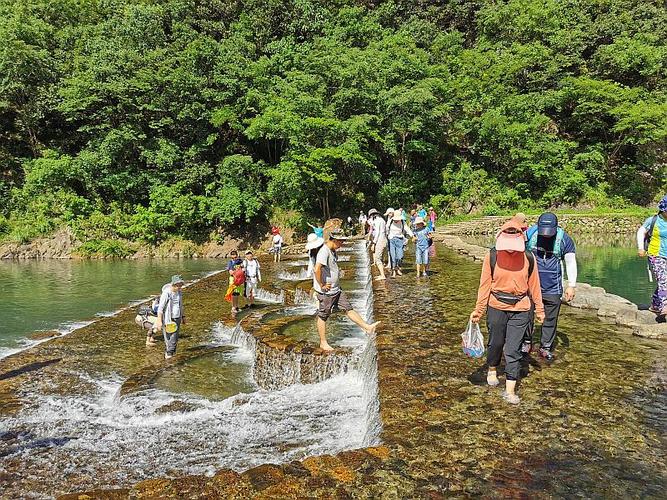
[243,250,261,307]
[413,217,433,278]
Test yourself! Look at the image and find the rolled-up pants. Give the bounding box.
[487,307,531,381]
[162,317,182,356]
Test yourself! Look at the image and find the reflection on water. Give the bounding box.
[0,259,225,357]
[461,234,655,305]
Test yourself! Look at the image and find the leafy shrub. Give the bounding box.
[76,239,136,258]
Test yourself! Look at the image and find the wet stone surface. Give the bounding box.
[2,243,666,498]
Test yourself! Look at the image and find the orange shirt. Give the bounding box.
[474,251,544,316]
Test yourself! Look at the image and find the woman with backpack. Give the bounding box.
[386,209,414,277]
[637,195,667,321]
[469,217,545,404]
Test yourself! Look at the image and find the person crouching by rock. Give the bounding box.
[313,229,380,351]
[154,275,186,360]
[469,218,545,404]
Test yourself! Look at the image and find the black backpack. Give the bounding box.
[489,247,535,279]
[644,215,659,251]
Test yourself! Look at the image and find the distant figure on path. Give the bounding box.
[470,218,544,404]
[524,212,578,360]
[243,250,261,308]
[154,275,186,360]
[358,211,367,234]
[637,195,667,322]
[428,207,437,230]
[271,227,284,262]
[367,208,387,280]
[313,229,380,351]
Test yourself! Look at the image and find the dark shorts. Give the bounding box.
[316,290,352,321]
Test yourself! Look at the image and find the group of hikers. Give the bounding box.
[139,194,667,405]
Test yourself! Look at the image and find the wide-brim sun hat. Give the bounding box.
[384,207,395,216]
[414,216,425,225]
[392,211,403,221]
[495,218,526,252]
[171,275,184,285]
[368,208,380,217]
[305,232,325,250]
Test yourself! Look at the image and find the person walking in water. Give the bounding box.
[226,250,245,313]
[637,195,667,322]
[470,218,544,404]
[367,208,387,280]
[305,232,325,278]
[428,207,437,231]
[413,216,433,278]
[387,209,414,277]
[271,227,284,262]
[154,275,186,360]
[313,229,380,351]
[524,212,578,360]
[242,250,261,308]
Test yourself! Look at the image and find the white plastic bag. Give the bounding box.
[461,320,485,358]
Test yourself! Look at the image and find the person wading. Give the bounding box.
[154,275,186,360]
[313,229,380,351]
[470,218,545,404]
[242,250,261,308]
[386,209,414,277]
[367,208,387,280]
[524,212,578,361]
[637,195,667,322]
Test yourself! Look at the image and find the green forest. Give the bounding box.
[1,0,666,250]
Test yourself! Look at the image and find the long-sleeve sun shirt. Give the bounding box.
[474,251,545,317]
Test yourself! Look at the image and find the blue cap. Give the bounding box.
[658,195,667,213]
[537,212,558,237]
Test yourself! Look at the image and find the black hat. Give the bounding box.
[537,212,558,237]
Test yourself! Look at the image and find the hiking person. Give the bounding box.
[470,218,545,404]
[524,212,578,360]
[154,275,186,360]
[637,195,667,321]
[428,207,437,230]
[243,250,261,307]
[386,209,414,277]
[271,227,284,262]
[313,229,380,351]
[383,208,395,269]
[413,216,433,278]
[367,208,387,280]
[358,211,367,234]
[305,232,325,278]
[225,250,245,313]
[409,209,417,230]
[417,205,427,219]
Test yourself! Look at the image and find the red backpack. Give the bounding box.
[232,267,245,285]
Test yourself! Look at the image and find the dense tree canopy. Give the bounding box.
[1,0,665,244]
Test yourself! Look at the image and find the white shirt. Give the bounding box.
[243,259,261,282]
[272,234,283,247]
[372,216,387,244]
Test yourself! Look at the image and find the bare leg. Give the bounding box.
[375,260,386,280]
[232,295,239,312]
[346,310,380,335]
[317,317,333,351]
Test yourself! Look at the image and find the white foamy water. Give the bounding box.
[253,288,285,304]
[0,372,365,498]
[277,269,309,281]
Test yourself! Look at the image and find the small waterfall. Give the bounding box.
[277,269,309,281]
[358,332,382,446]
[253,288,285,304]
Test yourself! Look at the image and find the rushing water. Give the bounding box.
[0,242,381,497]
[461,234,655,305]
[0,259,226,358]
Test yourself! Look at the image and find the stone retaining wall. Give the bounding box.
[440,235,666,339]
[443,214,646,235]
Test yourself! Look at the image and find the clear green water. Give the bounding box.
[462,234,655,306]
[0,258,224,357]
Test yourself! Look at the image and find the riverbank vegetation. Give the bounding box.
[2,0,666,249]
